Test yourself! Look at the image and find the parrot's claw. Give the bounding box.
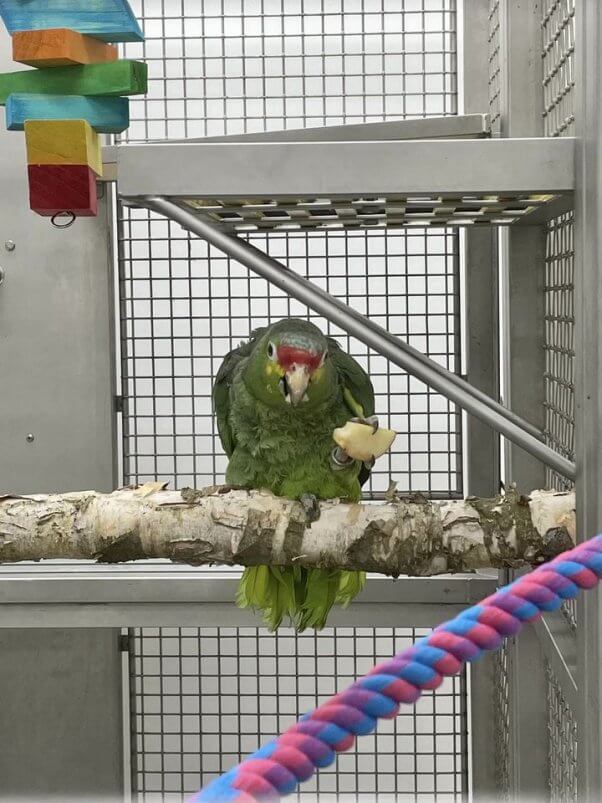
[350,415,379,433]
[299,493,321,524]
[331,446,355,470]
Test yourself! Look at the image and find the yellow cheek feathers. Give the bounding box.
[265,363,285,377]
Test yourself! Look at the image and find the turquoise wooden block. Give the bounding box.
[6,93,130,133]
[0,0,144,43]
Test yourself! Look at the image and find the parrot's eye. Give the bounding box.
[267,341,277,361]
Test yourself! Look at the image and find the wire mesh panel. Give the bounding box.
[117,0,462,499]
[546,663,577,802]
[118,3,464,800]
[542,1,577,634]
[121,0,457,140]
[119,220,461,497]
[488,0,502,136]
[541,0,576,495]
[129,626,468,801]
[542,0,576,139]
[543,212,575,494]
[493,640,511,800]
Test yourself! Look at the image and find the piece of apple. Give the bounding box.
[332,421,397,463]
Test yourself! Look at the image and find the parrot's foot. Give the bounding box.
[299,493,321,523]
[331,445,355,470]
[350,414,379,433]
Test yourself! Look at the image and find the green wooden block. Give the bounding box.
[0,60,147,105]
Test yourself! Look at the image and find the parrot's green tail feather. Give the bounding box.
[336,569,367,607]
[236,565,295,630]
[236,565,365,631]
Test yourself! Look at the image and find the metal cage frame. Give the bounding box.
[0,0,601,800]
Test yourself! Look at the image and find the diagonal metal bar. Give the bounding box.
[137,195,577,481]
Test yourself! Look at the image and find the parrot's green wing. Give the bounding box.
[327,336,375,419]
[327,336,376,488]
[213,326,268,457]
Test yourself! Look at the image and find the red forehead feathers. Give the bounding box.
[277,345,323,373]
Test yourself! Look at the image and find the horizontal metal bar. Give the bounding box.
[533,611,578,712]
[139,196,576,480]
[101,115,491,175]
[0,565,495,604]
[0,565,496,628]
[117,137,574,200]
[0,602,480,629]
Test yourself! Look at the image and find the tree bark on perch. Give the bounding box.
[0,486,575,576]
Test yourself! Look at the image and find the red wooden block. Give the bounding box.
[28,163,98,217]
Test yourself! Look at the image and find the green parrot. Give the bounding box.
[212,317,376,631]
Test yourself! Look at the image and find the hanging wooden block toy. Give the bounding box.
[6,94,130,134]
[25,119,101,216]
[12,28,118,67]
[0,0,144,42]
[0,0,146,221]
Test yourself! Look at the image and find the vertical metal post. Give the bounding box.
[0,34,123,799]
[499,1,549,798]
[575,1,602,799]
[462,2,499,797]
[463,0,500,501]
[502,0,547,491]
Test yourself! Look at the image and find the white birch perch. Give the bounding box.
[0,485,575,576]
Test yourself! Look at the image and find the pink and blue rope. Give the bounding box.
[191,534,602,802]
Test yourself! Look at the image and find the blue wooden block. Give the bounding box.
[0,1,144,43]
[6,93,130,133]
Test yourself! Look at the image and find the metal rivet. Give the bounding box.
[4,240,15,252]
[26,433,35,443]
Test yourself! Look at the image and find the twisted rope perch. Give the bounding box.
[192,535,602,802]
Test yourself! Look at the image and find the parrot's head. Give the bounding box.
[244,319,336,409]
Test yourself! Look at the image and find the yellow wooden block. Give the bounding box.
[24,119,103,177]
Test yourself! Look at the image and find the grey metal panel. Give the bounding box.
[0,32,123,803]
[0,628,123,798]
[574,1,602,798]
[0,125,116,496]
[504,0,547,139]
[469,655,498,797]
[505,226,548,490]
[465,228,500,498]
[116,137,574,199]
[510,626,550,798]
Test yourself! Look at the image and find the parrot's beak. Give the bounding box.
[285,364,310,406]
